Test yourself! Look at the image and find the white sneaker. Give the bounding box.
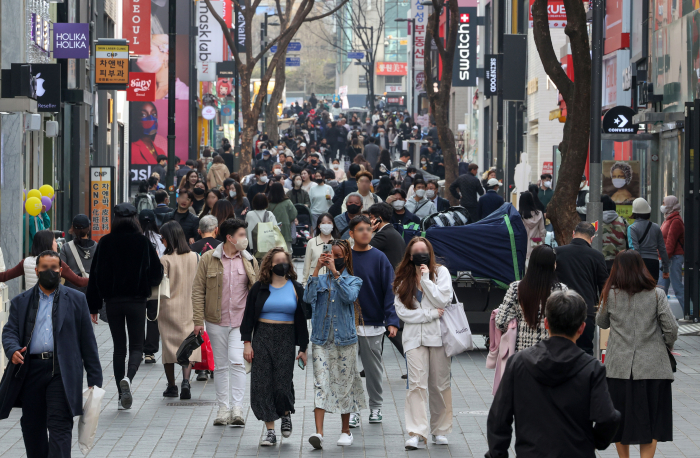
[337,432,353,446]
[119,377,132,409]
[405,436,419,450]
[213,408,231,426]
[230,405,245,426]
[432,435,448,445]
[308,433,323,449]
[349,412,360,428]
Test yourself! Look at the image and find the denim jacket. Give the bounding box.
[303,269,363,346]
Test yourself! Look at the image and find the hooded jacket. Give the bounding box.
[660,211,685,257]
[602,210,628,262]
[486,337,620,458]
[521,211,545,260]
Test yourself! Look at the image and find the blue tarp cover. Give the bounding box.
[425,203,527,285]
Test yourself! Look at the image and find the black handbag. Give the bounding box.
[667,348,677,373]
[176,332,204,366]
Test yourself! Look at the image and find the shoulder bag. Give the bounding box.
[439,289,473,357]
[67,241,89,279]
[147,274,170,321]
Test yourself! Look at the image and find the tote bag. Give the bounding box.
[78,386,106,455]
[193,331,215,371]
[439,290,473,357]
[256,218,287,254]
[146,274,170,321]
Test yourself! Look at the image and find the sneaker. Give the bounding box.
[261,429,277,446]
[337,432,353,446]
[280,414,293,438]
[432,435,448,445]
[163,384,178,398]
[144,354,156,364]
[230,405,245,426]
[368,409,382,423]
[349,413,360,428]
[359,370,365,377]
[117,395,127,410]
[405,436,419,450]
[180,380,191,400]
[119,377,132,409]
[213,408,231,426]
[401,373,408,380]
[308,433,323,449]
[196,371,208,382]
[209,370,214,379]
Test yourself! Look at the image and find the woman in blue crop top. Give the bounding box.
[241,247,309,447]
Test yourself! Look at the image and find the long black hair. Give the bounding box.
[518,245,558,329]
[314,213,340,238]
[528,184,545,212]
[518,192,540,220]
[31,230,56,256]
[111,214,142,233]
[160,221,192,255]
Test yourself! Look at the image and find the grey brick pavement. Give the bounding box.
[2,320,700,457]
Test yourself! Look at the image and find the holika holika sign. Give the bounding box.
[53,23,90,59]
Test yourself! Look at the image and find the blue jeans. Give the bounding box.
[659,254,684,306]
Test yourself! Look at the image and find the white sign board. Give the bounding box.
[197,1,224,63]
[197,62,217,82]
[202,106,217,120]
[386,85,403,93]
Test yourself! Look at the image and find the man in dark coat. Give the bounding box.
[330,163,360,216]
[449,162,484,222]
[163,190,200,244]
[486,290,620,458]
[368,203,407,269]
[0,251,102,457]
[553,222,609,355]
[426,180,450,212]
[477,179,505,220]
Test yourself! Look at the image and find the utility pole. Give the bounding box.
[167,0,177,203]
[588,0,605,252]
[261,17,267,133]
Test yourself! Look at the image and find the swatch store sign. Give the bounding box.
[453,7,477,87]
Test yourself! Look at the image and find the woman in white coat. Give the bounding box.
[393,237,452,450]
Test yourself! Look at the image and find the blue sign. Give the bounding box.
[271,42,302,53]
[286,56,301,67]
[347,51,365,60]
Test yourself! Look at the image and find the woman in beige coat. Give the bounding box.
[207,155,231,190]
[158,221,201,400]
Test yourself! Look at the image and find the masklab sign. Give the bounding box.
[53,23,90,59]
[127,72,156,101]
[453,7,477,87]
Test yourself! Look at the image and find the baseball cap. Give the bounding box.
[487,178,499,187]
[412,126,418,130]
[262,149,271,156]
[139,209,156,226]
[72,214,90,229]
[113,203,137,217]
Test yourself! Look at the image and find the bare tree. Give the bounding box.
[203,0,349,174]
[532,0,590,244]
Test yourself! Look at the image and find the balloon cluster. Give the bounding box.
[24,185,54,217]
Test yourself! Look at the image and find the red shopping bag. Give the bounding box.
[193,331,215,371]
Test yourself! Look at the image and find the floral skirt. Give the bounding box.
[312,331,366,414]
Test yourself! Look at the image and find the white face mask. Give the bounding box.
[229,190,236,198]
[319,223,334,235]
[232,237,248,251]
[260,175,269,183]
[392,200,406,210]
[274,169,282,176]
[425,190,435,199]
[660,205,667,214]
[611,178,626,189]
[416,189,426,198]
[332,163,339,169]
[421,161,427,165]
[294,180,302,188]
[544,181,552,188]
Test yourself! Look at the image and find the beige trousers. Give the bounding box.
[405,345,453,440]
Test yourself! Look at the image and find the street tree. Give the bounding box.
[532,0,590,244]
[203,0,348,174]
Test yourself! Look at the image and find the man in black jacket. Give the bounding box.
[153,190,175,228]
[330,163,360,216]
[368,203,406,269]
[163,191,200,244]
[449,162,484,222]
[554,222,608,355]
[486,290,620,458]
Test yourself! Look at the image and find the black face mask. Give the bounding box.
[272,263,290,277]
[38,269,61,290]
[286,162,293,167]
[193,187,205,196]
[334,258,346,272]
[315,178,324,184]
[347,204,362,215]
[412,253,430,267]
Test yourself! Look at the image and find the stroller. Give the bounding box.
[292,204,312,258]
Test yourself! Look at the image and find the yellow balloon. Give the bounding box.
[27,189,42,200]
[39,184,54,198]
[25,197,42,216]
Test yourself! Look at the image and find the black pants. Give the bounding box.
[464,205,479,223]
[144,299,160,356]
[576,316,595,355]
[643,258,660,284]
[20,359,73,458]
[106,299,146,392]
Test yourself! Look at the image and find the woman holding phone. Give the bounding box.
[302,213,339,286]
[241,247,309,446]
[304,240,365,449]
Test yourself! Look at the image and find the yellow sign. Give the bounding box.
[400,39,408,45]
[96,44,129,85]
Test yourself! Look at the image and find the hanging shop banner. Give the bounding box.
[222,0,233,28]
[217,61,236,77]
[453,7,477,87]
[122,0,151,56]
[376,62,408,75]
[90,166,115,242]
[53,23,90,59]
[235,2,246,53]
[602,105,638,134]
[528,0,568,28]
[127,72,156,101]
[198,62,217,81]
[411,0,427,73]
[28,64,62,112]
[603,160,640,205]
[96,42,129,85]
[484,54,501,97]
[31,14,51,53]
[197,1,224,63]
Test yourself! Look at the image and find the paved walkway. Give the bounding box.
[2,318,700,457]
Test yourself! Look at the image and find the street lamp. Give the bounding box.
[356,26,375,109]
[395,18,415,118]
[260,12,279,133]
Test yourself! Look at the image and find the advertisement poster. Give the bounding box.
[603,160,640,205]
[127,72,156,101]
[122,0,151,56]
[90,167,114,242]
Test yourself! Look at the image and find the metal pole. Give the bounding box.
[189,0,197,160]
[261,16,267,134]
[411,18,415,119]
[234,6,241,164]
[588,0,605,252]
[167,0,177,202]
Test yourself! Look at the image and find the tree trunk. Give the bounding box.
[239,69,254,176]
[265,47,288,143]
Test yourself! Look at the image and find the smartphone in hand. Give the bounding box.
[297,358,305,370]
[322,244,332,254]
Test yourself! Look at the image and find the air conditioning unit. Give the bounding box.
[25,113,41,131]
[45,120,59,137]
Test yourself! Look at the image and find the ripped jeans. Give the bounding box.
[207,322,246,410]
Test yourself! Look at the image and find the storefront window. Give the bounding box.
[660,131,683,207]
[601,138,651,220]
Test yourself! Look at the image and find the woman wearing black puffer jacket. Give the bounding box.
[86,203,163,410]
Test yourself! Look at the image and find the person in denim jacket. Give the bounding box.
[303,239,366,449]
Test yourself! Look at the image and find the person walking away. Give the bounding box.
[519,192,546,264]
[538,173,554,211]
[241,248,309,446]
[304,240,365,449]
[190,215,223,254]
[449,163,484,222]
[59,214,95,293]
[207,155,231,190]
[597,250,678,457]
[193,218,259,425]
[406,179,436,220]
[553,222,608,355]
[244,194,279,257]
[267,182,298,252]
[628,197,670,283]
[394,237,453,449]
[495,245,567,351]
[0,250,103,458]
[134,180,156,214]
[576,175,590,221]
[348,216,399,428]
[487,290,621,458]
[302,213,338,286]
[308,172,335,228]
[163,190,200,244]
[368,203,406,269]
[601,195,628,273]
[364,137,381,167]
[153,190,175,227]
[86,203,163,409]
[477,179,505,220]
[659,196,684,307]
[140,210,165,364]
[334,193,363,240]
[158,222,201,399]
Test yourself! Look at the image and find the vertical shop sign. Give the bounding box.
[453,7,477,87]
[411,0,427,84]
[197,1,224,63]
[90,166,114,242]
[122,0,151,56]
[484,54,501,96]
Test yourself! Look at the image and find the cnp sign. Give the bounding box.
[453,7,477,87]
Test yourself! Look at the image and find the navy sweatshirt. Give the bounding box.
[351,247,399,328]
